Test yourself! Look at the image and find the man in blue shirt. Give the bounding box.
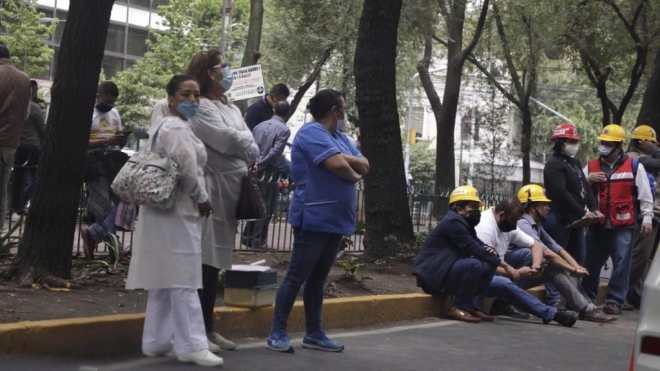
[267,89,369,353]
[512,184,615,322]
[241,101,292,249]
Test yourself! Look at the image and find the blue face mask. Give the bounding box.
[176,100,199,120]
[220,65,234,91]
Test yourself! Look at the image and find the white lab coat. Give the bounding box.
[126,115,209,290]
[191,98,259,270]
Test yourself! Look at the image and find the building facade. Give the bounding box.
[35,0,168,80]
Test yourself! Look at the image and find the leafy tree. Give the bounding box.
[409,142,436,188]
[114,0,250,129]
[0,0,55,77]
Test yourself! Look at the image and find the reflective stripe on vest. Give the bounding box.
[587,156,636,227]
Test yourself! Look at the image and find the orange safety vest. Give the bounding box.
[587,156,636,227]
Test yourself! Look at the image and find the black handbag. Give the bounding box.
[236,171,267,221]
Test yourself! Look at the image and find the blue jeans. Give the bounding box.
[88,205,118,244]
[505,248,560,307]
[483,276,557,322]
[582,228,633,306]
[271,229,342,336]
[543,211,587,265]
[444,258,496,310]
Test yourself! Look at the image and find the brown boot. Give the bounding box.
[446,307,481,323]
[465,308,496,322]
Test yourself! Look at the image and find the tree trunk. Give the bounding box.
[520,106,532,184]
[14,0,115,281]
[240,0,264,67]
[355,0,414,258]
[638,49,660,132]
[285,47,333,122]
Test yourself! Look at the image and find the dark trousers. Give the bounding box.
[628,222,659,306]
[583,227,633,306]
[9,144,39,213]
[445,258,496,310]
[198,264,220,333]
[242,171,279,248]
[271,229,342,336]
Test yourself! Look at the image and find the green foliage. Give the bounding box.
[409,142,435,187]
[0,0,55,77]
[114,0,250,129]
[336,255,365,281]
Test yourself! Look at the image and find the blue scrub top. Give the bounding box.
[289,122,362,235]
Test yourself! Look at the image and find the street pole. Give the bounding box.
[530,96,574,124]
[219,0,233,53]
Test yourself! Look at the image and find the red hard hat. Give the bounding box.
[551,123,580,141]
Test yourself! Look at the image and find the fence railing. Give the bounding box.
[3,184,513,256]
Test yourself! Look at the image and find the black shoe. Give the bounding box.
[551,309,578,327]
[494,304,531,320]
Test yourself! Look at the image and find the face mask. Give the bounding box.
[465,209,482,227]
[220,65,233,91]
[498,219,517,233]
[598,144,614,157]
[96,103,113,113]
[563,143,579,158]
[176,101,199,120]
[337,119,347,132]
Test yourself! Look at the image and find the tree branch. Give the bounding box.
[493,2,524,97]
[601,0,644,44]
[286,46,334,121]
[460,0,490,60]
[417,32,443,115]
[437,0,450,22]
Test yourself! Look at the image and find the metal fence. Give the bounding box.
[3,183,513,256]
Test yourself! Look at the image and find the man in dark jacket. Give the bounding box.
[543,123,598,265]
[414,185,501,323]
[244,83,290,131]
[0,44,30,231]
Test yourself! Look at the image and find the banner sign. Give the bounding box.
[227,64,266,101]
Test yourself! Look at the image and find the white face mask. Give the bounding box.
[563,143,580,158]
[598,144,615,157]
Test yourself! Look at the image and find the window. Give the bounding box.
[130,0,151,8]
[127,27,149,56]
[105,23,126,53]
[102,55,124,78]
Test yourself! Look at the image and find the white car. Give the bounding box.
[632,250,660,370]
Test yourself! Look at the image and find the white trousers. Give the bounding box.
[142,288,209,355]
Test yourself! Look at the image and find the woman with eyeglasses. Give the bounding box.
[186,50,260,352]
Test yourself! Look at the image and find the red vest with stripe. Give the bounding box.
[587,156,636,227]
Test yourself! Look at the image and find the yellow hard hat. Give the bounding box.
[517,184,551,205]
[597,124,626,143]
[632,125,657,143]
[449,185,481,205]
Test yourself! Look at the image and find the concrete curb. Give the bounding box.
[0,282,609,357]
[0,293,447,357]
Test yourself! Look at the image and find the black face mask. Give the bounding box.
[96,102,114,113]
[499,219,517,232]
[465,209,482,227]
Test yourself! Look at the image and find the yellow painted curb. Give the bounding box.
[0,293,444,357]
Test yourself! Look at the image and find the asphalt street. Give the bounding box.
[0,312,638,371]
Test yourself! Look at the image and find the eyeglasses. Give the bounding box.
[209,63,228,71]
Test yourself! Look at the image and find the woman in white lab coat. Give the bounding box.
[186,50,260,351]
[125,75,222,368]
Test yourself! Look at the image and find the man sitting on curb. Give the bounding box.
[414,186,577,326]
[414,185,501,323]
[510,184,615,323]
[474,198,579,327]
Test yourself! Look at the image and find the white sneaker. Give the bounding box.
[208,332,237,351]
[177,350,224,367]
[143,349,173,358]
[208,341,222,353]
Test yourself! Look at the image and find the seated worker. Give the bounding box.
[510,184,615,323]
[414,185,501,323]
[475,198,579,327]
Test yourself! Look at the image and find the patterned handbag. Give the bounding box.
[111,121,179,209]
